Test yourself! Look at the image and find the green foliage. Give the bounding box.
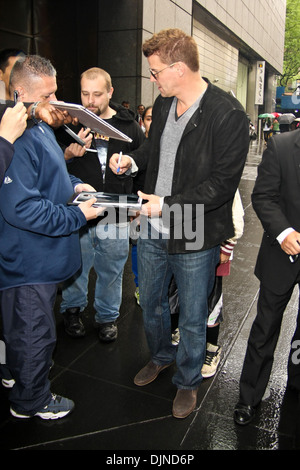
[280,0,300,86]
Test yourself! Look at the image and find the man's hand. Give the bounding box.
[281,230,300,255]
[78,197,105,220]
[33,102,78,128]
[138,191,162,217]
[109,153,132,174]
[0,103,27,143]
[64,128,93,161]
[74,183,96,193]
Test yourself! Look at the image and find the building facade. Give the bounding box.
[0,0,286,125]
[139,0,286,124]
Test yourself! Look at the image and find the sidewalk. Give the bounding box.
[1,141,299,451]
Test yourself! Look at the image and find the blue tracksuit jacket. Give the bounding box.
[0,122,87,289]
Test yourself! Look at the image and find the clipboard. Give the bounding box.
[68,192,142,210]
[50,101,132,142]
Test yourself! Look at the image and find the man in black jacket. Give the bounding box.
[110,28,249,418]
[60,67,144,342]
[234,129,300,425]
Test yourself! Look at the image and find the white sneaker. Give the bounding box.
[201,343,222,378]
[10,393,74,420]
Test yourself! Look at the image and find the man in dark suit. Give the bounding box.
[234,129,300,425]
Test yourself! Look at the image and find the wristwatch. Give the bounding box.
[30,101,41,124]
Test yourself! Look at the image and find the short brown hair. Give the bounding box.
[10,55,56,93]
[81,67,112,92]
[142,29,199,72]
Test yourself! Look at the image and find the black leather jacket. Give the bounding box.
[131,79,250,253]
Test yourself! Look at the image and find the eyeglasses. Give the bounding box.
[149,62,178,80]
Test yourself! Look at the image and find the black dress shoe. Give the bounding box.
[97,321,118,343]
[63,307,86,338]
[234,402,256,426]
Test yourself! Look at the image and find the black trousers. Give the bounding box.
[239,279,300,407]
[0,284,57,414]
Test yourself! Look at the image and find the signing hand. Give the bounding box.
[109,153,132,174]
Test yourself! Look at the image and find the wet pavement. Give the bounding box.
[1,140,300,452]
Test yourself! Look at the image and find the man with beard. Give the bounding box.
[60,68,144,342]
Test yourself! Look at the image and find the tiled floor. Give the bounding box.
[1,140,300,452]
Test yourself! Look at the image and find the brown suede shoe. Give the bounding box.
[172,389,198,418]
[134,360,174,386]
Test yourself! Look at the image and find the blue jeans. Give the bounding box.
[137,230,219,389]
[61,223,129,323]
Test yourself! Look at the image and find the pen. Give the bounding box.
[117,151,122,173]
